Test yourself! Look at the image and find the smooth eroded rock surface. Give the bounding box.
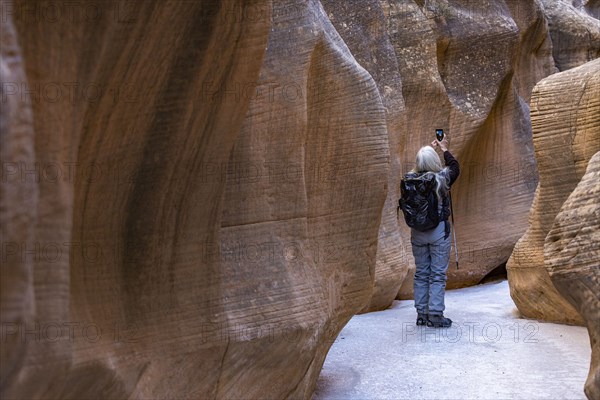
[2,1,271,398]
[1,0,389,398]
[507,58,600,325]
[545,151,600,400]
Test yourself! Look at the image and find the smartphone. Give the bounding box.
[435,129,444,142]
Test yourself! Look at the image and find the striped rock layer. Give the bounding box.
[546,150,600,400]
[507,58,600,325]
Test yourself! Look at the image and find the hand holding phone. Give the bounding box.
[432,129,449,152]
[436,129,444,142]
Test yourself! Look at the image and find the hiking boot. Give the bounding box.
[416,313,428,326]
[426,314,452,328]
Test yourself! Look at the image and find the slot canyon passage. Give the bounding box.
[0,0,598,399]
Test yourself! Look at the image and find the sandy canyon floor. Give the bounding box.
[314,280,591,400]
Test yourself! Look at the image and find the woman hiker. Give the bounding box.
[402,135,460,328]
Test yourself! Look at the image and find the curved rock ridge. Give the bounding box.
[507,57,600,325]
[545,151,600,400]
[320,0,409,313]
[215,1,389,397]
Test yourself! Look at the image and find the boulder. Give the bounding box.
[507,58,600,324]
[545,151,600,400]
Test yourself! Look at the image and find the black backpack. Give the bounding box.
[398,172,448,231]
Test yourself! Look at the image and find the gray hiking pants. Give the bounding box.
[411,221,451,315]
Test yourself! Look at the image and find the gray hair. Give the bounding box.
[411,146,449,202]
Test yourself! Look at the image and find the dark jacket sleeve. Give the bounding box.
[443,150,460,186]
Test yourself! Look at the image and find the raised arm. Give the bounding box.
[431,136,460,186]
[443,151,460,186]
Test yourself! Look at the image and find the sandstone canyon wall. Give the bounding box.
[2,1,267,398]
[1,0,600,399]
[545,150,600,400]
[507,58,600,325]
[1,0,389,398]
